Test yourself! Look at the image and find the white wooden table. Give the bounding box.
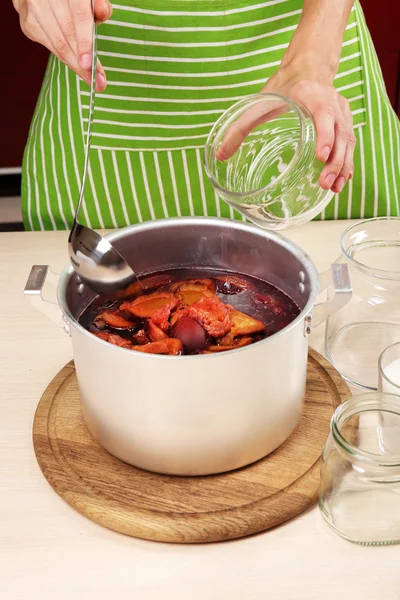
[1,221,399,600]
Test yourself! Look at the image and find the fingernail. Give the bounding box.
[80,54,92,70]
[336,176,346,193]
[320,146,331,162]
[349,171,354,180]
[96,72,106,90]
[325,173,336,188]
[216,147,228,161]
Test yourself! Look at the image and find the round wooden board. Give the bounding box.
[33,348,350,544]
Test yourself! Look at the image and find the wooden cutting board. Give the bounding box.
[33,348,350,544]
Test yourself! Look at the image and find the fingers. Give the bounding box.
[331,97,355,193]
[94,0,112,23]
[319,117,347,190]
[21,1,82,76]
[46,0,89,79]
[314,103,336,163]
[68,0,94,70]
[319,97,356,192]
[20,0,107,92]
[67,0,106,90]
[54,0,106,90]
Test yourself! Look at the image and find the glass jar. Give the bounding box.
[204,93,334,230]
[379,342,400,395]
[319,393,400,545]
[325,217,400,390]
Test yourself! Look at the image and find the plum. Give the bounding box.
[170,316,208,354]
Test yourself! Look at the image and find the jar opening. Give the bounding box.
[332,394,400,467]
[204,93,304,199]
[340,217,400,280]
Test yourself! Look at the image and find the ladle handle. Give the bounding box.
[74,0,97,223]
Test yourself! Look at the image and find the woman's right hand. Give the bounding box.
[13,0,112,91]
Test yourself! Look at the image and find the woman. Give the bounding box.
[14,0,400,230]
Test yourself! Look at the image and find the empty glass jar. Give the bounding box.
[319,393,400,545]
[204,93,334,230]
[325,217,400,390]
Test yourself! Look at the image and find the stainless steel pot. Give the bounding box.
[25,217,351,476]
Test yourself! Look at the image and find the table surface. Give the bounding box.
[1,221,400,600]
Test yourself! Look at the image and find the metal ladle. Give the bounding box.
[68,2,138,295]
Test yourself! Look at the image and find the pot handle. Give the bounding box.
[310,264,352,328]
[24,265,68,332]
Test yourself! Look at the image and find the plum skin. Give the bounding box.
[170,317,208,354]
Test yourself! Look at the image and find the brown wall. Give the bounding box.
[1,1,399,169]
[361,0,400,113]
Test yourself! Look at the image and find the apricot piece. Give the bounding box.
[93,331,132,349]
[116,281,142,300]
[131,338,183,355]
[94,311,134,329]
[119,300,134,313]
[132,329,148,345]
[208,336,253,352]
[170,278,215,293]
[122,292,178,319]
[237,336,254,347]
[175,283,214,307]
[229,310,265,337]
[217,332,235,346]
[145,319,168,342]
[117,274,175,299]
[93,331,110,342]
[178,296,232,338]
[170,316,208,354]
[151,303,176,332]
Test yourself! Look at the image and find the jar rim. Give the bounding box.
[378,342,400,393]
[203,92,306,200]
[332,394,400,467]
[340,217,400,281]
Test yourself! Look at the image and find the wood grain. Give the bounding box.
[32,348,350,544]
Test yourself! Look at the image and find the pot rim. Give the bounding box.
[58,216,320,359]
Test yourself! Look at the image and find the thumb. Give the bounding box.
[95,0,113,23]
[216,98,289,161]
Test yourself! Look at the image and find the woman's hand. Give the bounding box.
[217,0,357,194]
[13,0,112,91]
[217,65,356,194]
[262,67,356,193]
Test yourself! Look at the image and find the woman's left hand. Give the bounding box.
[217,66,356,194]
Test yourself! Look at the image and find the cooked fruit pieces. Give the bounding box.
[131,339,183,355]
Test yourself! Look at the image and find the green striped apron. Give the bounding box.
[22,0,400,230]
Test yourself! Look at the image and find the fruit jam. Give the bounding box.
[79,269,301,355]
